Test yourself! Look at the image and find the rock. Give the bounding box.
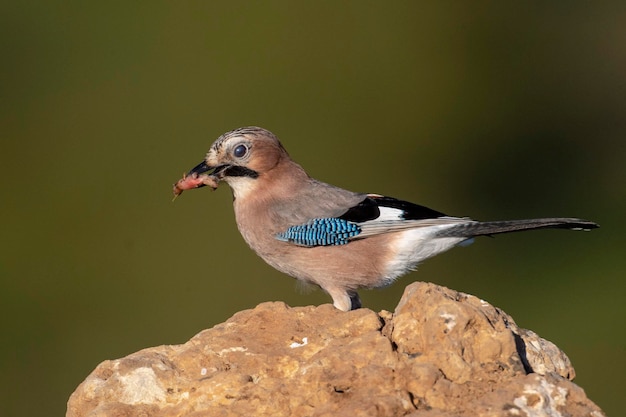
[67,282,605,417]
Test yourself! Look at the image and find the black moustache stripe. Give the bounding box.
[223,166,260,179]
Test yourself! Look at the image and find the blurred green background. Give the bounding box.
[1,2,624,416]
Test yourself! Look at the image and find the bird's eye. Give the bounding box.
[233,144,248,158]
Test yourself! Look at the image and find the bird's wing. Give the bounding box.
[275,194,471,247]
[268,179,368,225]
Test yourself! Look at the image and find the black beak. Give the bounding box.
[188,161,213,176]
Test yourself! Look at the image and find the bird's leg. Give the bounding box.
[348,291,362,310]
[325,286,361,311]
[326,286,351,311]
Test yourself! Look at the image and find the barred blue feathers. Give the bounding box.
[276,218,361,247]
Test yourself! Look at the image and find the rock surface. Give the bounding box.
[67,282,605,417]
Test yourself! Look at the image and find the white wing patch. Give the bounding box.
[377,206,404,221]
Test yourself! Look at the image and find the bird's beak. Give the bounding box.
[188,161,231,178]
[188,161,213,176]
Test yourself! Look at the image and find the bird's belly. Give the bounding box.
[241,226,467,291]
[251,235,394,291]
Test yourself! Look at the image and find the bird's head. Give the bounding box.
[176,127,291,199]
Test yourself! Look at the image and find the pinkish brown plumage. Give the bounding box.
[173,126,598,311]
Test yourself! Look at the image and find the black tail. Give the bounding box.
[438,218,599,238]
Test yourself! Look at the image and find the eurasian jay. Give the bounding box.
[174,127,598,311]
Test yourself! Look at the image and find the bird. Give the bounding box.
[173,127,599,311]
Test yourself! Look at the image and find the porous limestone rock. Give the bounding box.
[67,282,605,417]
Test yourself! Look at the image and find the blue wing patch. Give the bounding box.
[275,218,361,247]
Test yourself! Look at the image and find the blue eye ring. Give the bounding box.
[233,144,248,158]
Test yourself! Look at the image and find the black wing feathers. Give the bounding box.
[338,198,380,222]
[339,195,447,223]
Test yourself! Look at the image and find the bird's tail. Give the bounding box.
[437,218,599,238]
